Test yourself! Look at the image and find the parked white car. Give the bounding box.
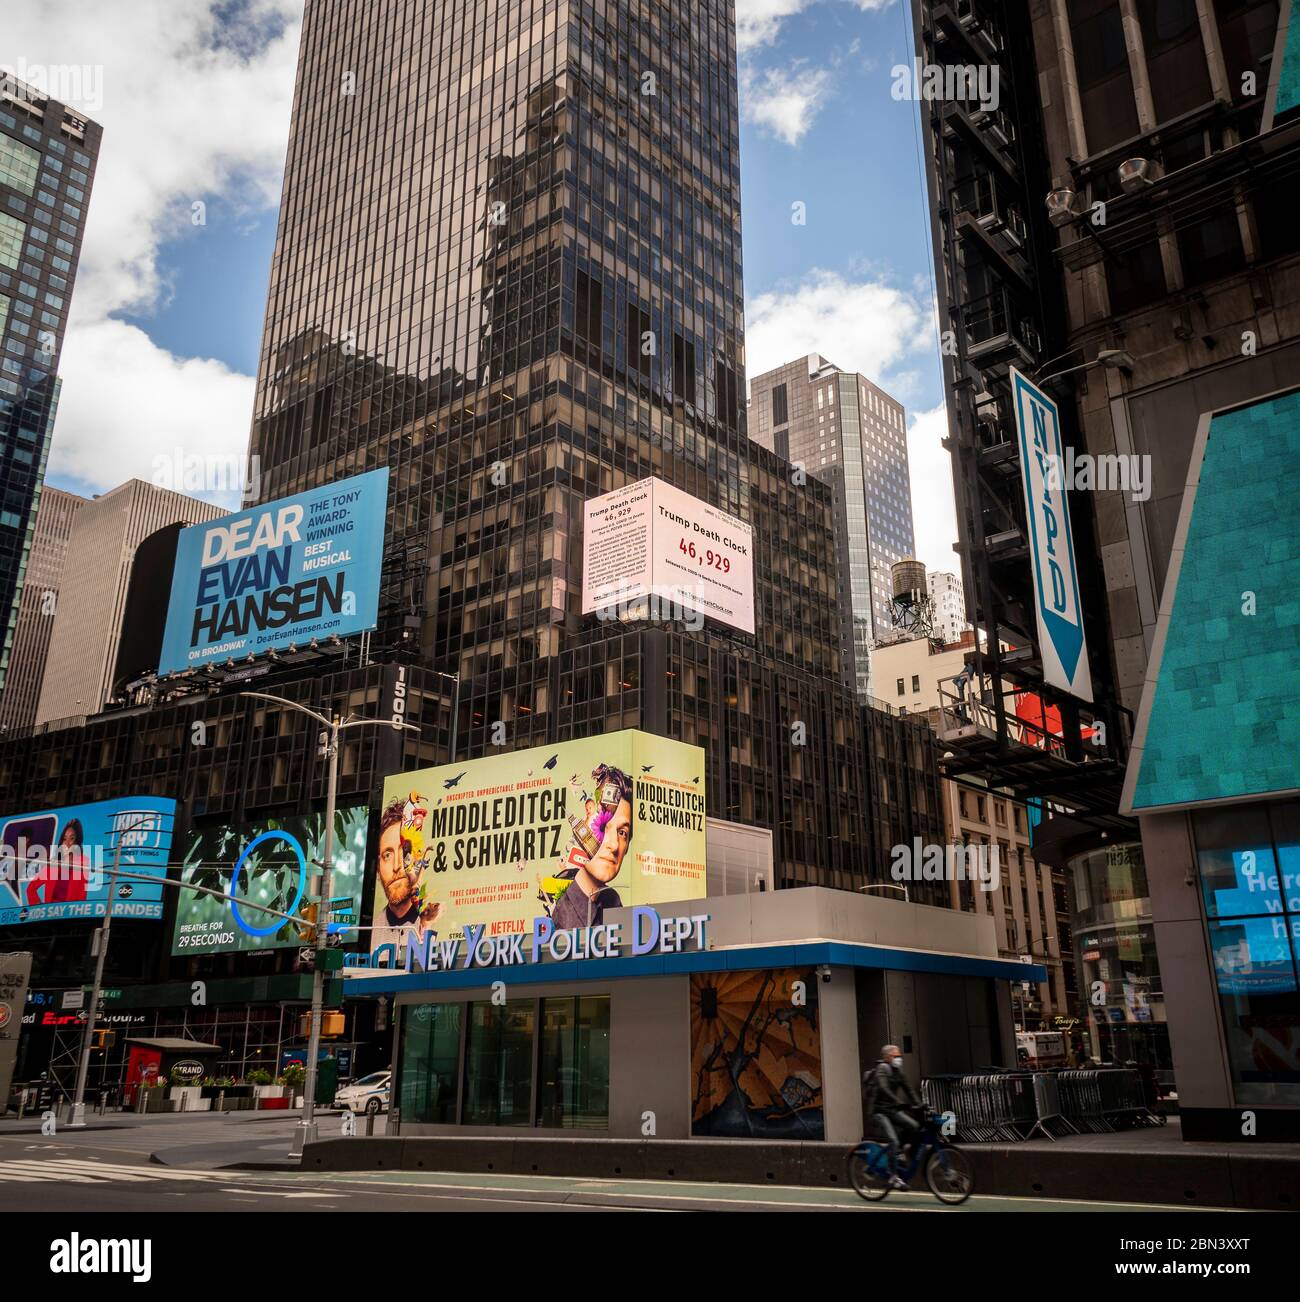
[333,1071,390,1115]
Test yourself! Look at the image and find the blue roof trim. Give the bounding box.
[343,941,1045,996]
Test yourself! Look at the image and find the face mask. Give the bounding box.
[892,1057,904,1069]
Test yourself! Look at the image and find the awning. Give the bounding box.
[345,940,1048,996]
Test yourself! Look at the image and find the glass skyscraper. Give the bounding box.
[749,354,915,698]
[0,75,101,694]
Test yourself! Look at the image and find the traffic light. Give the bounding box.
[90,1029,116,1051]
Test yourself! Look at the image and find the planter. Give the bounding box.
[167,1087,210,1113]
[254,1084,291,1110]
[135,1089,168,1114]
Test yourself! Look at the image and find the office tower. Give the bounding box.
[927,570,967,646]
[748,354,915,697]
[0,484,83,732]
[914,0,1300,1128]
[241,0,919,893]
[0,74,101,691]
[34,481,221,724]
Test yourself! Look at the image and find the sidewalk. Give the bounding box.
[301,1117,1299,1209]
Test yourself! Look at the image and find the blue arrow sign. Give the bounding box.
[1011,367,1093,702]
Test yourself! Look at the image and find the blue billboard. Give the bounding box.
[0,796,176,926]
[158,468,389,675]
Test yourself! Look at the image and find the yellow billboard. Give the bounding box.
[372,730,705,949]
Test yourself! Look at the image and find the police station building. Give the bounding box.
[344,887,1040,1142]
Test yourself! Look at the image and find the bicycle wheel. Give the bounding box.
[846,1146,891,1201]
[924,1146,974,1205]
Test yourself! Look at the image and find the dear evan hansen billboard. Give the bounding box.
[158,469,388,675]
[1011,368,1093,702]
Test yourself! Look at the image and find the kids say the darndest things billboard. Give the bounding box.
[157,468,388,675]
[371,731,706,953]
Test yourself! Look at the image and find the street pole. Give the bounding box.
[297,712,339,1152]
[69,811,160,1127]
[239,691,419,1158]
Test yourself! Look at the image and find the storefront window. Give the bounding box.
[399,1002,461,1124]
[1070,842,1171,1074]
[537,995,610,1128]
[462,999,535,1125]
[1194,802,1300,1105]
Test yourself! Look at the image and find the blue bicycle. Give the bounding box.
[847,1111,974,1205]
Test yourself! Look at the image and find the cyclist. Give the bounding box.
[864,1044,923,1189]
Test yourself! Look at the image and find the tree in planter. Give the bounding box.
[247,1068,273,1086]
[280,1065,307,1091]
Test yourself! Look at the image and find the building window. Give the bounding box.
[399,1002,462,1123]
[1069,0,1141,151]
[0,135,40,195]
[772,382,788,427]
[1138,0,1212,122]
[896,678,905,696]
[1178,210,1246,290]
[537,995,610,1128]
[1106,234,1167,315]
[462,999,536,1125]
[1193,801,1300,1105]
[911,675,920,693]
[0,211,24,270]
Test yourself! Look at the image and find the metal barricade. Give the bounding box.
[923,1072,1037,1142]
[1055,1068,1153,1132]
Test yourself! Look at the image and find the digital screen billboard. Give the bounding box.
[582,477,755,634]
[0,796,176,926]
[158,467,389,676]
[371,730,705,953]
[170,807,369,956]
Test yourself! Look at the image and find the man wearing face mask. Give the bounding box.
[864,1044,924,1189]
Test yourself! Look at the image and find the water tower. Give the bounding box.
[885,558,937,642]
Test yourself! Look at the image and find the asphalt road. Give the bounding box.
[0,1124,1241,1213]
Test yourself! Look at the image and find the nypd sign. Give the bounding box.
[345,905,708,975]
[1011,367,1093,702]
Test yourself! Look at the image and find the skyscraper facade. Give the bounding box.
[0,74,101,693]
[914,0,1300,1128]
[927,570,967,646]
[748,354,915,697]
[34,480,222,725]
[0,483,83,733]
[243,0,907,892]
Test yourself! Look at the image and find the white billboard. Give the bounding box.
[582,477,755,634]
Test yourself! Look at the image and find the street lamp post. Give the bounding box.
[241,691,419,1156]
[68,809,171,1127]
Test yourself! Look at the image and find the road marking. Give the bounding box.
[0,1159,234,1185]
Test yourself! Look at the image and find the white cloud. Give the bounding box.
[906,403,961,574]
[745,269,934,395]
[50,320,254,508]
[745,271,957,571]
[736,0,815,51]
[741,63,834,146]
[5,0,302,498]
[735,0,897,51]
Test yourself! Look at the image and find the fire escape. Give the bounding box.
[916,0,1131,828]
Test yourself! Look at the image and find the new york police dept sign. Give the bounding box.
[346,905,709,975]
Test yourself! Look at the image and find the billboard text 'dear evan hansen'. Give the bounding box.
[157,468,388,676]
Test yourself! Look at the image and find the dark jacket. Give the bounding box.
[864,1059,922,1116]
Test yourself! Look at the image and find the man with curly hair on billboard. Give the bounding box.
[372,795,442,951]
[548,763,634,930]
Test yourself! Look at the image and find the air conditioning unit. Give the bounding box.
[1118,158,1154,194]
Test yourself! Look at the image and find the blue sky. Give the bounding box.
[13,0,958,571]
